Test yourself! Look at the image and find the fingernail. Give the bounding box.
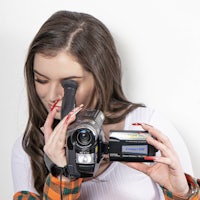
[132,123,142,126]
[65,104,84,124]
[144,156,156,161]
[65,113,71,123]
[72,104,84,116]
[50,98,60,111]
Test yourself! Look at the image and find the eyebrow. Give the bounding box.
[34,70,49,79]
[33,70,83,80]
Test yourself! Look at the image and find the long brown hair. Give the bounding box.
[22,10,143,196]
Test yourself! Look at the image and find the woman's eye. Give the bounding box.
[34,78,48,84]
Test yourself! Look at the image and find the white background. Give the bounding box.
[0,0,200,199]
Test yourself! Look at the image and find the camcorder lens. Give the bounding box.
[76,129,92,146]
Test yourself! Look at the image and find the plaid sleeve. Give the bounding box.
[162,174,200,200]
[43,174,83,200]
[13,174,82,200]
[13,191,40,199]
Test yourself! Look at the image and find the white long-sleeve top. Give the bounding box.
[11,107,193,199]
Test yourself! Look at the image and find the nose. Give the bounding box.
[48,82,64,103]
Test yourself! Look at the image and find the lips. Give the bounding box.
[49,98,62,112]
[49,103,61,111]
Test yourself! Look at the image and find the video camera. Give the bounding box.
[61,80,157,178]
[44,79,157,179]
[65,109,157,178]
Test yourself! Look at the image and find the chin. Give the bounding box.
[55,113,61,120]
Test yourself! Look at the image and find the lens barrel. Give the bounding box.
[76,129,93,146]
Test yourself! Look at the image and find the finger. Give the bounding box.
[125,162,150,175]
[145,136,178,161]
[45,116,69,147]
[141,123,174,150]
[141,124,162,140]
[43,108,58,142]
[154,156,178,170]
[44,104,84,144]
[49,123,68,147]
[61,104,84,123]
[54,104,84,131]
[44,124,68,167]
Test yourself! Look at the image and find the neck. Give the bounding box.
[83,119,125,182]
[102,119,125,141]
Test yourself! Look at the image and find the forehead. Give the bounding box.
[33,52,84,78]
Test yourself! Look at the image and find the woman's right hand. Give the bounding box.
[126,124,190,198]
[41,105,83,167]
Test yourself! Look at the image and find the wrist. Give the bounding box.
[57,175,71,182]
[173,185,190,199]
[50,163,69,178]
[161,173,199,199]
[175,188,190,199]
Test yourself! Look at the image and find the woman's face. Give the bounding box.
[33,51,97,119]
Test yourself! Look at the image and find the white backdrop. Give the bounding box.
[0,0,200,199]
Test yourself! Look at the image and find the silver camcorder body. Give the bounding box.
[65,109,157,178]
[66,109,106,178]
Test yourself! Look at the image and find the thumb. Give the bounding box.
[125,162,150,174]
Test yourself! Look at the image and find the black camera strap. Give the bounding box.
[44,154,67,176]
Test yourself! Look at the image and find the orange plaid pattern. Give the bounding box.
[13,174,82,200]
[43,174,82,200]
[13,173,200,200]
[13,191,40,199]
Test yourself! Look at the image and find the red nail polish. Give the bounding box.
[132,123,142,126]
[51,98,60,111]
[144,156,155,161]
[65,114,71,124]
[65,104,84,124]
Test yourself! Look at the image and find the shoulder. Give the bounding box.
[126,106,176,131]
[11,135,35,194]
[12,135,24,156]
[125,107,157,128]
[11,135,30,164]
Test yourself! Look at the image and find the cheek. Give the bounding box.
[75,85,97,108]
[35,83,48,99]
[76,90,90,106]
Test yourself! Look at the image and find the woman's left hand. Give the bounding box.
[42,104,83,167]
[126,123,189,198]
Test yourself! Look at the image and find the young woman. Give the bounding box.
[12,10,200,199]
